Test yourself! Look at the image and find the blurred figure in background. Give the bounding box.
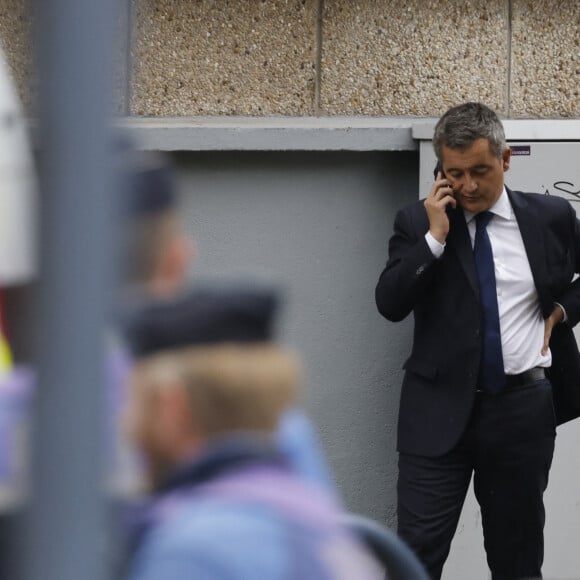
[0,38,38,506]
[0,42,38,580]
[122,284,381,579]
[115,150,336,495]
[105,150,191,496]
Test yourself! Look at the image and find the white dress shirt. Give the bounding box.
[425,188,551,373]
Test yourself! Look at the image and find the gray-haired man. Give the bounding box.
[376,102,580,579]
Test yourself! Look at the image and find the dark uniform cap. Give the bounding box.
[110,134,177,218]
[123,155,176,218]
[121,283,280,359]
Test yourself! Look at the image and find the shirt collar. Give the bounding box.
[464,186,511,225]
[155,435,287,495]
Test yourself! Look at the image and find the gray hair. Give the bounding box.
[433,102,506,160]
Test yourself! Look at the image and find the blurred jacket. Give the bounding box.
[127,437,381,580]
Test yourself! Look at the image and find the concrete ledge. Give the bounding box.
[413,120,580,141]
[117,116,419,151]
[122,117,580,153]
[31,117,580,153]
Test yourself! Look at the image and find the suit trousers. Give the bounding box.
[397,378,556,580]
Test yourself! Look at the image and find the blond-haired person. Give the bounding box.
[123,286,381,580]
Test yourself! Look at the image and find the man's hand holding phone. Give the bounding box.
[424,167,456,244]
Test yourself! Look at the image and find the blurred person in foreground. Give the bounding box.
[114,151,336,496]
[122,285,381,579]
[0,44,38,577]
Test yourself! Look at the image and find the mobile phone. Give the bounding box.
[433,161,445,180]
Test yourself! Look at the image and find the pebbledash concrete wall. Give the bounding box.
[0,0,578,118]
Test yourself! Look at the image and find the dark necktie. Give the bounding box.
[474,211,505,393]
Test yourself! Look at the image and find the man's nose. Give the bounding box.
[462,175,477,193]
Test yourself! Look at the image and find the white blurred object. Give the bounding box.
[0,44,37,286]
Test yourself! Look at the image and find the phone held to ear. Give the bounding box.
[433,161,454,214]
[433,161,445,180]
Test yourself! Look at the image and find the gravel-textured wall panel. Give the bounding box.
[510,0,579,118]
[130,0,319,116]
[0,1,130,115]
[320,0,509,116]
[0,1,577,119]
[0,0,33,111]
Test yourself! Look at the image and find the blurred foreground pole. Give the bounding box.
[27,0,116,579]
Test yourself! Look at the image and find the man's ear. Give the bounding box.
[502,147,511,172]
[156,380,202,455]
[158,381,188,432]
[162,234,195,291]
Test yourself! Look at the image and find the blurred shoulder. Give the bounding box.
[131,499,289,580]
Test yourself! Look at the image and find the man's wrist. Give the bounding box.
[425,231,445,259]
[554,302,568,323]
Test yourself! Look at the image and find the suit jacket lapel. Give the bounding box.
[445,189,550,306]
[447,206,480,300]
[508,188,551,314]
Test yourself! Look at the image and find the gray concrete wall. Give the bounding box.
[174,149,417,524]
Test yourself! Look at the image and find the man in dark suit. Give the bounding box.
[375,102,580,580]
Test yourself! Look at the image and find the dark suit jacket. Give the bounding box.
[376,188,580,457]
